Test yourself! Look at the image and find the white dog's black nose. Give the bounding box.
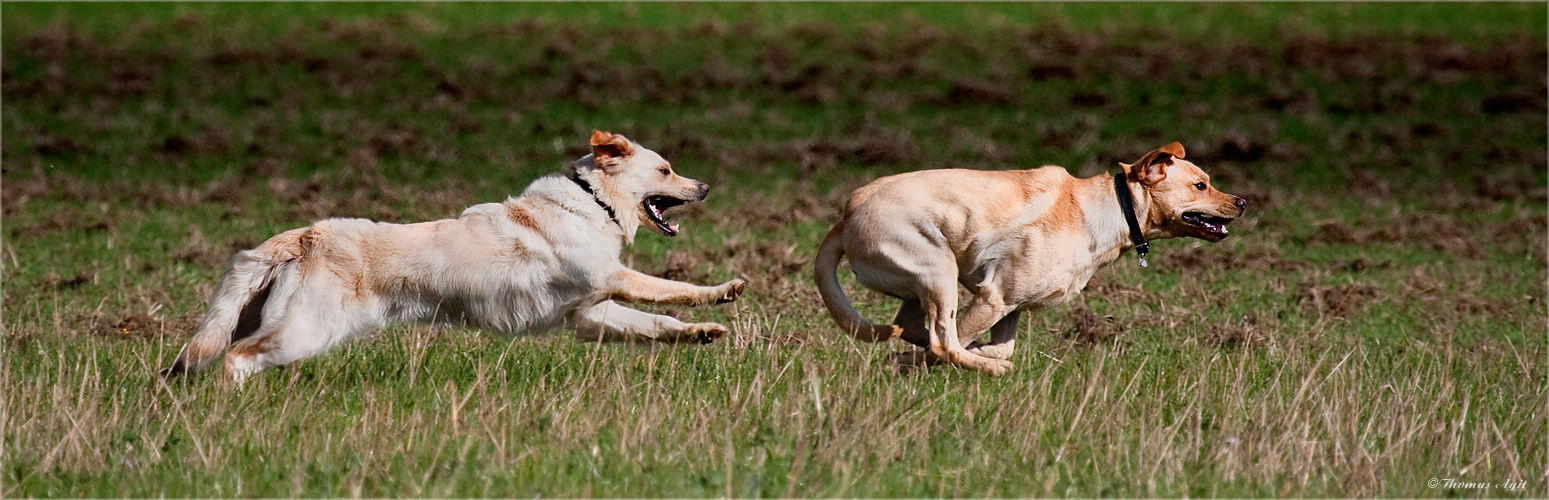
[697,182,710,199]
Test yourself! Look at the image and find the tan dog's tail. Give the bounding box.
[814,221,901,342]
[162,229,304,378]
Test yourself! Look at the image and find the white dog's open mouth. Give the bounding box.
[1182,211,1234,240]
[644,195,688,236]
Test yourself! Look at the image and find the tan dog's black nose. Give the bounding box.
[1234,197,1247,210]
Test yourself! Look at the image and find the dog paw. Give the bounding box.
[714,279,746,304]
[979,358,1015,376]
[688,323,728,344]
[930,349,1014,376]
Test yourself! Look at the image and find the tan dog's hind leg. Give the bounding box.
[893,287,1017,373]
[570,300,726,344]
[606,269,745,306]
[920,279,1013,376]
[892,298,930,346]
[887,299,935,372]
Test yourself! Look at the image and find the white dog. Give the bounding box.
[165,130,746,382]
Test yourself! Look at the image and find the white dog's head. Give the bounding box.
[569,130,709,241]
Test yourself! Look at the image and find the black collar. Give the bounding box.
[1113,171,1149,268]
[569,173,619,227]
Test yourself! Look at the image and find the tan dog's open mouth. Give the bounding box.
[1182,211,1235,240]
[644,195,688,236]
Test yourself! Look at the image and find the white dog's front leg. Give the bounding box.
[567,300,727,344]
[603,268,745,306]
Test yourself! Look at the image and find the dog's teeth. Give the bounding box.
[669,223,679,232]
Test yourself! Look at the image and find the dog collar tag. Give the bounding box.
[1114,172,1151,268]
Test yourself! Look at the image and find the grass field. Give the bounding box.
[3,2,1546,497]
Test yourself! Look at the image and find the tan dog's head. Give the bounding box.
[570,130,710,240]
[1121,142,1247,242]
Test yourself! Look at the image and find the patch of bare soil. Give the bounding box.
[98,312,200,340]
[1474,172,1548,202]
[1083,276,1157,304]
[1062,306,1127,347]
[171,230,258,268]
[933,79,1019,106]
[1202,313,1273,349]
[107,314,158,338]
[37,270,94,290]
[1304,214,1488,259]
[1167,247,1319,273]
[1297,281,1379,319]
[1399,267,1539,322]
[8,207,110,239]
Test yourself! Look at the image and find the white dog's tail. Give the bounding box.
[814,220,901,342]
[162,228,306,378]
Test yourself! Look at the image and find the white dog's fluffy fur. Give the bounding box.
[165,130,745,382]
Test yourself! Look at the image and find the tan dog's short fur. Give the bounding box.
[814,143,1245,375]
[165,130,745,382]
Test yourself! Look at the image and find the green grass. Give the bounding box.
[4,2,1546,497]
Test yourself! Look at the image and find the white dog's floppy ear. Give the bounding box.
[589,130,635,167]
[1124,142,1185,186]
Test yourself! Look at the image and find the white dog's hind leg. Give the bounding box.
[568,300,726,344]
[222,284,379,383]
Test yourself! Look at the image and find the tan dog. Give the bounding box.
[814,143,1245,375]
[165,130,745,382]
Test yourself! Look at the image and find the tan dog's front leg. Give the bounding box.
[956,284,1016,362]
[604,269,745,306]
[569,301,727,344]
[965,310,1019,360]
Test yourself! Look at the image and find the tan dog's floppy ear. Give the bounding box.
[1125,142,1185,186]
[590,130,635,165]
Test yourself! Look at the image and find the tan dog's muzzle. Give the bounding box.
[1180,196,1246,241]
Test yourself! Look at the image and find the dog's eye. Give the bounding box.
[659,167,671,176]
[1194,182,1207,191]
